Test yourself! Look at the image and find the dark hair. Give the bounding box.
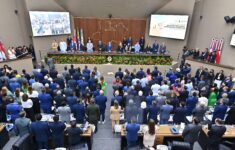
[148,119,155,135]
[53,115,59,122]
[22,94,29,102]
[19,111,26,117]
[35,114,42,121]
[70,121,77,128]
[192,92,197,97]
[193,117,200,125]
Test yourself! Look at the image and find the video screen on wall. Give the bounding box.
[230,34,235,46]
[149,14,189,40]
[29,11,71,37]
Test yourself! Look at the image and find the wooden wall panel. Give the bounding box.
[74,17,146,49]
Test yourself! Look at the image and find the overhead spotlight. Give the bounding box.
[224,16,231,23]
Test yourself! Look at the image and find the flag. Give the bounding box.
[73,28,77,43]
[209,38,215,52]
[0,40,8,60]
[215,39,224,64]
[213,39,219,51]
[77,28,80,43]
[80,28,84,45]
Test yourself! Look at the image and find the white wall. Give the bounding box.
[188,0,235,67]
[145,0,196,60]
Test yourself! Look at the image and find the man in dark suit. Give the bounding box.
[30,114,51,149]
[207,118,226,150]
[38,88,53,114]
[160,100,173,124]
[48,115,66,148]
[115,68,124,80]
[126,117,140,148]
[136,68,145,79]
[139,36,145,51]
[182,117,202,147]
[72,99,85,124]
[86,99,100,133]
[95,90,107,124]
[148,100,160,124]
[125,99,138,123]
[192,102,208,123]
[173,102,187,124]
[212,99,227,123]
[66,121,84,147]
[186,92,198,115]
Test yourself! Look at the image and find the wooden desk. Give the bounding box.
[121,125,182,149]
[0,125,10,149]
[203,126,235,138]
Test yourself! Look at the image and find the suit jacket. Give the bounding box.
[126,123,140,142]
[66,127,83,146]
[228,91,235,106]
[225,106,235,124]
[6,103,22,122]
[208,125,226,149]
[125,104,138,123]
[72,103,85,123]
[192,106,208,122]
[186,96,198,115]
[173,106,187,124]
[48,121,66,139]
[95,95,107,110]
[38,93,53,110]
[160,104,173,120]
[30,121,51,142]
[182,124,202,144]
[212,104,227,122]
[86,103,100,123]
[148,105,160,123]
[14,117,31,137]
[58,106,71,123]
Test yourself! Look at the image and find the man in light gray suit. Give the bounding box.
[160,100,173,124]
[192,102,208,123]
[14,111,31,137]
[57,101,71,123]
[125,99,138,123]
[156,92,167,107]
[182,117,202,147]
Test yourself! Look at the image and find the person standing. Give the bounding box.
[14,111,31,137]
[66,121,84,147]
[143,119,156,149]
[86,99,100,133]
[72,99,85,124]
[160,100,173,124]
[110,100,122,132]
[38,88,53,114]
[182,117,202,148]
[207,118,226,150]
[30,114,51,149]
[48,115,66,148]
[95,90,107,124]
[212,99,227,123]
[126,117,140,148]
[57,101,71,123]
[139,36,145,51]
[173,102,187,124]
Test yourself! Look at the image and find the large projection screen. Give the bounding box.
[230,34,235,46]
[29,11,71,37]
[149,14,189,40]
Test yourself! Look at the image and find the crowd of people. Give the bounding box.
[0,42,35,62]
[182,46,218,64]
[51,36,168,54]
[0,62,235,149]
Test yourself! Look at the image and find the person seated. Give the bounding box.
[106,41,112,53]
[159,42,167,54]
[152,40,159,54]
[77,41,84,52]
[126,117,140,148]
[7,47,16,59]
[127,37,133,47]
[86,40,93,53]
[51,40,58,52]
[59,39,67,53]
[70,40,77,52]
[122,37,128,49]
[96,40,102,53]
[117,42,123,53]
[134,42,141,54]
[145,44,152,54]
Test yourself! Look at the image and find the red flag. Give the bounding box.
[215,39,223,64]
[0,41,8,60]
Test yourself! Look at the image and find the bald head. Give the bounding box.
[100,90,104,95]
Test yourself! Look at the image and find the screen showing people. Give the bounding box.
[230,34,235,46]
[29,11,71,37]
[149,14,189,40]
